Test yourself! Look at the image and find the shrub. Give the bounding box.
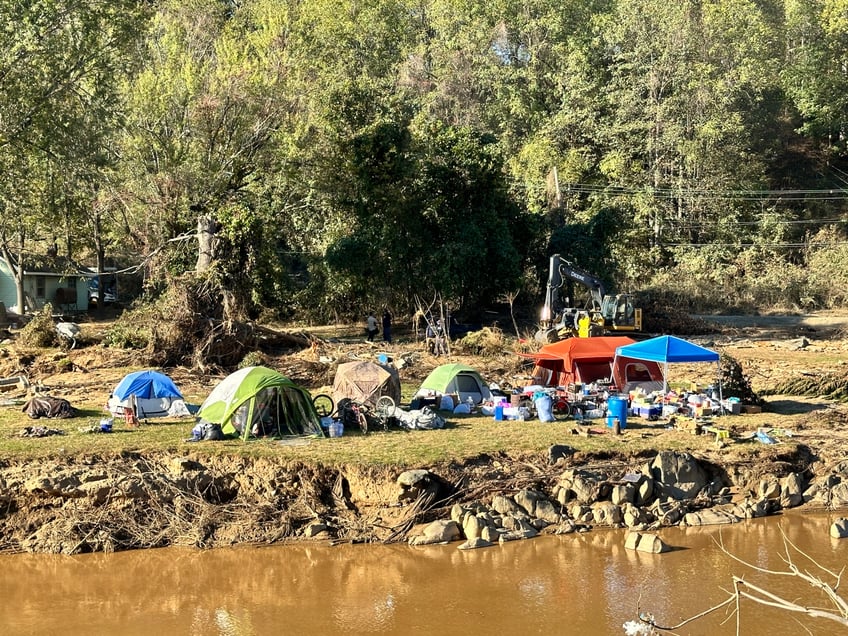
[17,305,59,348]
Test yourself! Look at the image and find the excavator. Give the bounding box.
[535,254,642,343]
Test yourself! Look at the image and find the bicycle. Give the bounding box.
[374,395,396,431]
[338,398,371,435]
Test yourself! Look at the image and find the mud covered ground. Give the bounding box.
[1,313,847,553]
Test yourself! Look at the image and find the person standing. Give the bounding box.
[366,312,378,341]
[382,308,393,343]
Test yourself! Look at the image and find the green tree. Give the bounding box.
[117,0,294,316]
[0,0,147,313]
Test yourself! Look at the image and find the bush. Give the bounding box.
[453,326,507,356]
[17,305,59,348]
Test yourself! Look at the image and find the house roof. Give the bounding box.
[1,254,90,277]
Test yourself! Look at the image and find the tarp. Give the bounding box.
[519,337,663,389]
[197,366,323,440]
[332,361,400,409]
[415,363,492,405]
[614,335,721,393]
[107,370,187,419]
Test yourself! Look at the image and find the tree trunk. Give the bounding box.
[1,243,26,316]
[196,215,217,272]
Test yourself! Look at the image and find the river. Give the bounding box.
[1,511,845,635]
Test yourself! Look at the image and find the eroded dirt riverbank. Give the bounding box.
[1,434,845,554]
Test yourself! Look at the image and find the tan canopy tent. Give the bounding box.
[332,361,401,408]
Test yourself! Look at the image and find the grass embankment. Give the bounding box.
[0,390,763,467]
[0,322,812,468]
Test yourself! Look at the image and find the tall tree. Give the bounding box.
[117,0,293,316]
[0,0,147,313]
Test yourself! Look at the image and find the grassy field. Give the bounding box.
[1,388,773,467]
[0,318,832,468]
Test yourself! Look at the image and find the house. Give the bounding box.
[0,255,91,314]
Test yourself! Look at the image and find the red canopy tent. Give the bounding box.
[519,336,663,390]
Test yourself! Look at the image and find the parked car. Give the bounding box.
[88,275,117,308]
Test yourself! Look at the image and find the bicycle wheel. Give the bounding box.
[375,396,396,430]
[312,394,335,418]
[356,405,369,435]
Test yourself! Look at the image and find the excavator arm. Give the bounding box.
[540,254,606,328]
[537,255,641,342]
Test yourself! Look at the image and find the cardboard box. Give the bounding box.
[721,400,741,415]
[695,405,713,418]
[741,405,762,414]
[662,404,680,417]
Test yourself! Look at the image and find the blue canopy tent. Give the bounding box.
[613,335,721,396]
[107,370,188,419]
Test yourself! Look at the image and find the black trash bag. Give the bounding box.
[189,421,225,441]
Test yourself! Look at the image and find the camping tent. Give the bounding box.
[519,336,663,389]
[197,366,323,440]
[106,370,188,418]
[332,361,401,408]
[414,363,492,405]
[613,335,721,394]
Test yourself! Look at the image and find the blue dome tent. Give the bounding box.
[107,370,189,419]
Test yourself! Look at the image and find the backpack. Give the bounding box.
[190,421,225,441]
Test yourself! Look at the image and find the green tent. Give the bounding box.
[414,363,492,405]
[197,366,323,440]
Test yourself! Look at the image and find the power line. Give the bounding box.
[560,183,848,201]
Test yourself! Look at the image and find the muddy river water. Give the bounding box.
[1,511,845,636]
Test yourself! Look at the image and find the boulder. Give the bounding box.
[491,494,524,517]
[458,537,493,550]
[303,522,331,538]
[651,500,686,526]
[591,501,622,526]
[611,483,635,506]
[556,469,602,505]
[622,503,650,528]
[758,476,781,500]
[830,518,848,539]
[633,475,655,507]
[625,531,669,553]
[462,514,485,540]
[397,469,452,503]
[830,482,848,507]
[498,518,539,542]
[514,489,546,516]
[534,498,563,524]
[409,520,462,546]
[683,508,740,526]
[650,451,708,500]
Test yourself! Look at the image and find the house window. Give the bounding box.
[36,276,46,299]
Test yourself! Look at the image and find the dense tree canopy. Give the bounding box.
[3,0,848,323]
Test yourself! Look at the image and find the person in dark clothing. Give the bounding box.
[382,309,393,343]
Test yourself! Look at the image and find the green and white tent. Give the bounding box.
[197,366,323,440]
[414,363,492,405]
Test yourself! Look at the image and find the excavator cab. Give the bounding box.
[599,294,642,332]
